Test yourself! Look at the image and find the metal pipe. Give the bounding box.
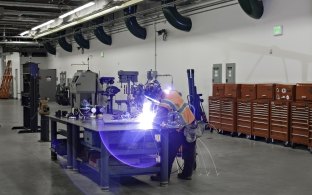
[0,1,75,9]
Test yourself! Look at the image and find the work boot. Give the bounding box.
[177,173,192,180]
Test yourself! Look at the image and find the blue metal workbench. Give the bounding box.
[48,114,169,190]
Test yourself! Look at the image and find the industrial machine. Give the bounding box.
[70,70,98,109]
[56,71,70,105]
[115,70,139,113]
[12,62,40,133]
[98,77,120,114]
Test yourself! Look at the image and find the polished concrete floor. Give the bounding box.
[0,99,312,195]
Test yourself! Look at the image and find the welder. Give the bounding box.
[144,80,196,181]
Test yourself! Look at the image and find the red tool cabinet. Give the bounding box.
[290,102,309,146]
[270,101,290,145]
[208,96,221,130]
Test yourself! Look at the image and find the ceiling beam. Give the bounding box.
[0,1,75,10]
[3,9,60,17]
[0,16,43,23]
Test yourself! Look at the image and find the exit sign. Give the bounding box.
[273,25,283,36]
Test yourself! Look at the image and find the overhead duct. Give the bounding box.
[161,0,192,32]
[58,31,72,52]
[124,5,146,40]
[238,0,263,19]
[93,18,112,45]
[43,42,56,55]
[74,27,90,49]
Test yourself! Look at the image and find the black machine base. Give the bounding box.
[12,126,41,134]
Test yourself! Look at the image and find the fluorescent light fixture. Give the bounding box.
[34,0,143,39]
[32,19,55,31]
[20,30,30,36]
[59,2,95,19]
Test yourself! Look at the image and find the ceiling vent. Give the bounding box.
[43,42,56,55]
[58,31,73,52]
[238,0,264,19]
[93,18,112,45]
[74,27,90,49]
[162,0,192,32]
[124,5,147,40]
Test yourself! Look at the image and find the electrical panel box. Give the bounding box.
[212,83,224,97]
[275,84,295,101]
[296,83,312,101]
[256,84,275,99]
[224,84,241,98]
[240,84,257,100]
[226,63,236,83]
[212,64,222,83]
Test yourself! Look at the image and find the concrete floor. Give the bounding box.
[0,99,312,195]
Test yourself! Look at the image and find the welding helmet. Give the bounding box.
[144,80,162,100]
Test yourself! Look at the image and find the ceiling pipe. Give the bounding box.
[124,5,147,39]
[161,0,192,32]
[0,1,75,9]
[93,17,112,45]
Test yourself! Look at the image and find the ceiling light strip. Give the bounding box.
[32,19,55,31]
[59,2,95,19]
[34,0,143,39]
[20,30,30,36]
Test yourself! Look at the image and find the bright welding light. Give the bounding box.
[137,101,156,129]
[164,87,172,95]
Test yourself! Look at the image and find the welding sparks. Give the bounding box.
[137,101,156,129]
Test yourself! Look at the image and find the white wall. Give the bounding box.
[42,0,312,111]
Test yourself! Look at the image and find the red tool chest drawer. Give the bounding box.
[212,84,225,97]
[275,84,295,101]
[208,96,221,129]
[256,84,275,99]
[296,83,312,101]
[290,102,309,146]
[237,99,252,137]
[270,101,290,144]
[224,84,241,98]
[240,84,257,100]
[220,98,237,134]
[252,100,270,141]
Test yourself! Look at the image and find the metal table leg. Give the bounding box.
[40,115,50,142]
[160,129,169,186]
[100,136,110,191]
[67,124,73,169]
[51,120,57,161]
[72,125,79,171]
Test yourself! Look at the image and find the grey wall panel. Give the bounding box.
[39,69,57,101]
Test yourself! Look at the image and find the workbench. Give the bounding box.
[48,114,169,190]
